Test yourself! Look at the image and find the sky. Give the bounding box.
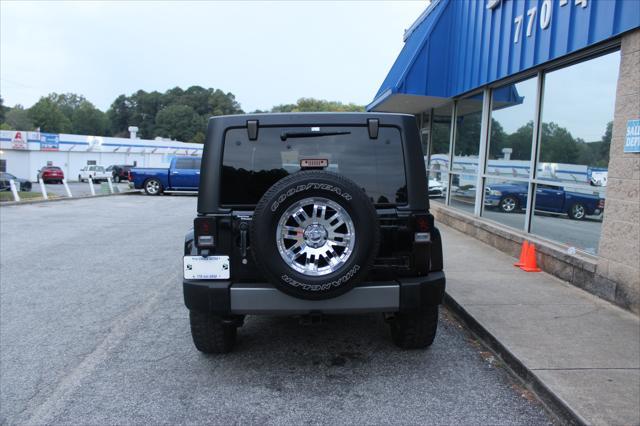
[492,51,619,142]
[0,1,426,113]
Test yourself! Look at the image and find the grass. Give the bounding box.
[0,191,52,202]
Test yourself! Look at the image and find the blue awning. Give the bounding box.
[367,0,451,113]
[368,0,639,114]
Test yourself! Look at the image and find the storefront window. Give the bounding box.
[486,77,537,177]
[483,178,527,230]
[450,94,483,214]
[481,76,537,230]
[538,52,618,178]
[531,51,619,254]
[428,104,453,204]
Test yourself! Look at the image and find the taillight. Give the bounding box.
[413,214,430,232]
[194,217,216,248]
[598,199,605,209]
[128,171,134,182]
[412,213,432,243]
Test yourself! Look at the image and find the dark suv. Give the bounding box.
[184,113,445,353]
[106,165,133,183]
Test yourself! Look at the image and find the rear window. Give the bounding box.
[46,167,62,171]
[175,158,201,169]
[220,126,407,206]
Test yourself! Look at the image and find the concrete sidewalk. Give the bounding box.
[440,224,640,425]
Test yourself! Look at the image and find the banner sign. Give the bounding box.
[40,133,60,151]
[11,131,27,150]
[624,119,640,153]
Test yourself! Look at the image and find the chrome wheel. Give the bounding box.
[145,179,160,195]
[571,203,585,220]
[500,197,517,213]
[276,197,355,276]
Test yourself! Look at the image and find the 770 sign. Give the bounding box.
[488,0,588,44]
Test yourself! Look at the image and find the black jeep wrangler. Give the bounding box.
[183,113,445,353]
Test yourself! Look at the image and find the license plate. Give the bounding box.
[183,256,230,280]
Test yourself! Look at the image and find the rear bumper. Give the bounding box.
[183,271,445,315]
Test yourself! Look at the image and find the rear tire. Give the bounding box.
[568,202,586,220]
[189,311,236,354]
[144,178,162,195]
[390,305,439,349]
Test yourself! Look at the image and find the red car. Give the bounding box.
[38,166,65,184]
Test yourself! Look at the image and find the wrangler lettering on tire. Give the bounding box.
[251,171,379,300]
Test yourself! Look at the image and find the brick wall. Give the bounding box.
[596,29,640,314]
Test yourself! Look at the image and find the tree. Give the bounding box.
[107,94,134,137]
[487,119,507,159]
[45,93,87,122]
[539,122,579,164]
[155,105,203,142]
[271,98,364,112]
[505,121,535,161]
[3,105,34,130]
[454,112,482,156]
[72,101,108,135]
[106,86,244,140]
[0,95,6,123]
[28,98,71,133]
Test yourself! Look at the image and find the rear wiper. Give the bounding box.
[280,131,351,141]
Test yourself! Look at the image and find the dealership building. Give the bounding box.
[369,0,640,313]
[0,130,202,182]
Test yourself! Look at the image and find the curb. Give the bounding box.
[0,190,141,207]
[443,293,588,426]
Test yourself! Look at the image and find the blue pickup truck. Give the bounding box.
[131,157,201,195]
[484,183,604,220]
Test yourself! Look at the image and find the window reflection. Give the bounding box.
[482,178,528,230]
[531,51,618,254]
[531,183,606,254]
[487,77,537,179]
[538,51,619,186]
[450,94,482,214]
[428,104,453,204]
[452,93,483,174]
[449,173,477,214]
[428,171,447,204]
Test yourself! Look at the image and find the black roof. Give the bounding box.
[207,112,415,128]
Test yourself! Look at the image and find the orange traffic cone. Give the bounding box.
[520,243,541,272]
[514,241,530,267]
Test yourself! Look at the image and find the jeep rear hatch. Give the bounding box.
[220,126,407,207]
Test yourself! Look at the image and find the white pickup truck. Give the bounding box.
[78,165,111,183]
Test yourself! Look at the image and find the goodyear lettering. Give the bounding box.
[271,183,353,212]
[281,265,360,291]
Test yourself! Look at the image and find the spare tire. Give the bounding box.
[251,171,379,300]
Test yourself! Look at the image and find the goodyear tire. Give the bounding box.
[251,171,379,300]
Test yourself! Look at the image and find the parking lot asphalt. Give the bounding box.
[0,195,551,425]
